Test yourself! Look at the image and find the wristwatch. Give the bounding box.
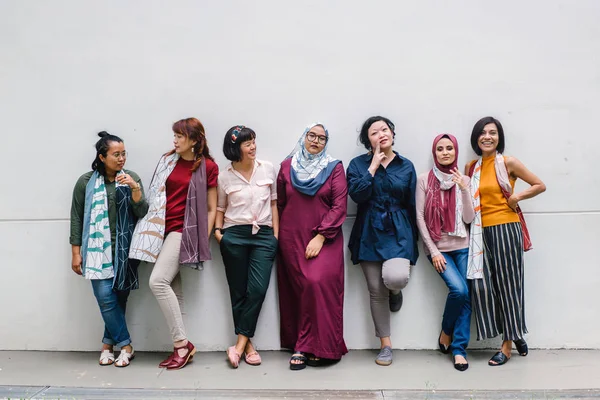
[214,228,223,234]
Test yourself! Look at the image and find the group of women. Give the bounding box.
[69,115,545,372]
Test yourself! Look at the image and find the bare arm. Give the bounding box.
[214,210,225,243]
[206,187,217,237]
[215,174,227,243]
[131,186,142,203]
[271,200,279,239]
[464,160,476,176]
[505,156,546,209]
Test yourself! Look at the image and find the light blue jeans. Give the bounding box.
[428,248,471,357]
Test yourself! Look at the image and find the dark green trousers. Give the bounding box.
[219,225,278,337]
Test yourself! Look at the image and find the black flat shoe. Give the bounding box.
[438,330,450,354]
[389,290,403,312]
[453,355,469,372]
[306,356,340,367]
[514,339,528,356]
[488,351,510,366]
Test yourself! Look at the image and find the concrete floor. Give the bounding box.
[0,350,599,399]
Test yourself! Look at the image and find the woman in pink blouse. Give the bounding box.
[213,125,279,369]
[415,134,475,371]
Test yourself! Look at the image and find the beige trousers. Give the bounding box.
[149,232,186,342]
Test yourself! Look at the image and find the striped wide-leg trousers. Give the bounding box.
[471,222,527,341]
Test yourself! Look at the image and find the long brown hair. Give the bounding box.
[168,117,214,171]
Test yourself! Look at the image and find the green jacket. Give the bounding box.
[70,170,149,253]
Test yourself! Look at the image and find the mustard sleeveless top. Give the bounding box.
[478,155,520,227]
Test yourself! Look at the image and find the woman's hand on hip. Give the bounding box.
[431,254,447,273]
[215,231,224,244]
[507,194,520,212]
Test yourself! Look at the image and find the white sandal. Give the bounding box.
[99,349,115,366]
[114,348,135,368]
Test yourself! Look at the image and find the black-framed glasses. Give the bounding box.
[306,132,327,145]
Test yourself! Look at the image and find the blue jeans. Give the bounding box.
[91,279,132,348]
[428,248,471,357]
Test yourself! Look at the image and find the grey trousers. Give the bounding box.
[360,258,411,338]
[149,232,186,342]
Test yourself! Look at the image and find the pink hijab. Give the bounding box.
[425,134,459,242]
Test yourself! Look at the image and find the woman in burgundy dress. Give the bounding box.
[276,123,348,370]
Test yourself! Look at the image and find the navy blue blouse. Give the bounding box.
[346,152,419,265]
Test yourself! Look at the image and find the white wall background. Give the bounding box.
[0,0,598,351]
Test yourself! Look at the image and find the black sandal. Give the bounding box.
[306,356,339,367]
[514,339,528,356]
[289,352,307,370]
[453,355,469,372]
[488,351,510,366]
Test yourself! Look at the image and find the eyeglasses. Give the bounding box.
[111,151,127,159]
[306,132,327,145]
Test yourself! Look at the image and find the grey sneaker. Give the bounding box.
[375,346,393,366]
[389,290,403,312]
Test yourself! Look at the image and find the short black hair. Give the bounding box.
[223,125,256,162]
[358,116,396,150]
[470,116,505,155]
[92,131,123,176]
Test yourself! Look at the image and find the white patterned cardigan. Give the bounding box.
[128,153,179,263]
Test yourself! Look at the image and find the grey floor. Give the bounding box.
[1,350,599,399]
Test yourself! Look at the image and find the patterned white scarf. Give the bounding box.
[288,122,340,196]
[129,153,178,263]
[84,173,114,280]
[467,152,511,279]
[290,123,337,180]
[432,166,466,238]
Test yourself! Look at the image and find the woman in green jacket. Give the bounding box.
[69,132,148,367]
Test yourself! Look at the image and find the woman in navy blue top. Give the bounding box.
[347,116,419,366]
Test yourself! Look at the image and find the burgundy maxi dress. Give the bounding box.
[276,158,348,360]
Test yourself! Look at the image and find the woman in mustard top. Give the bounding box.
[465,117,546,367]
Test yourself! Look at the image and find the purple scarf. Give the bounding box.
[180,158,210,267]
[425,134,459,242]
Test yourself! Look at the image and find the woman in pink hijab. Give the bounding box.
[415,134,475,371]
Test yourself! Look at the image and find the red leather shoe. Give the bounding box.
[166,341,196,370]
[159,350,194,368]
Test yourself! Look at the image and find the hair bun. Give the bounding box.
[97,131,109,138]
